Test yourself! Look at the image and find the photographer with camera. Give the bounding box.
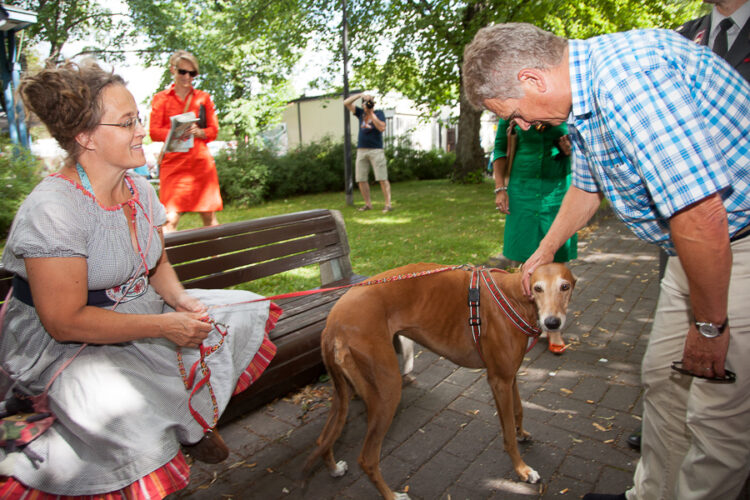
[344,92,392,213]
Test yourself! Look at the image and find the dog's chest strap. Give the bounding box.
[468,268,484,362]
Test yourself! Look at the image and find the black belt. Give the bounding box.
[12,275,116,308]
[731,223,750,243]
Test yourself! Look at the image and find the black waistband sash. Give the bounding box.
[13,275,117,308]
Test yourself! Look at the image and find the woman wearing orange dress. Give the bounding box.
[150,50,222,232]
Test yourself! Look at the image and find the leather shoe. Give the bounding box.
[183,429,229,464]
[627,426,641,451]
[582,494,626,500]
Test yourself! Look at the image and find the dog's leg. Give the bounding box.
[305,337,351,478]
[348,344,410,500]
[487,373,540,484]
[394,335,416,386]
[512,376,531,442]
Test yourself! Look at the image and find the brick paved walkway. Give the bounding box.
[174,209,660,499]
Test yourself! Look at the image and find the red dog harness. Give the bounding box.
[468,267,542,362]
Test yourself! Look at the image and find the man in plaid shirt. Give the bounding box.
[463,23,750,500]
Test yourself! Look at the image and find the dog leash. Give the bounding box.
[206,265,464,311]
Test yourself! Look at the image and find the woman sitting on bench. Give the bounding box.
[0,60,279,498]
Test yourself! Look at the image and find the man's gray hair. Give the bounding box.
[463,23,567,110]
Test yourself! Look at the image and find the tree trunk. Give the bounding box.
[452,80,486,182]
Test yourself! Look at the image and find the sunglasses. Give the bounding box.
[177,68,198,77]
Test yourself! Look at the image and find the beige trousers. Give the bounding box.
[627,236,750,500]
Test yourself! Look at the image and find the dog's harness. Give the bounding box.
[467,267,542,362]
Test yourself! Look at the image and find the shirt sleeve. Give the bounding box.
[149,92,170,143]
[492,118,510,161]
[601,61,732,218]
[6,186,88,260]
[200,92,219,143]
[568,127,599,193]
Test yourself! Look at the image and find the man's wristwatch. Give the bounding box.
[694,318,728,338]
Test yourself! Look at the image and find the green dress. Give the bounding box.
[492,119,577,263]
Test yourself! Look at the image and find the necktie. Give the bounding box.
[713,18,734,58]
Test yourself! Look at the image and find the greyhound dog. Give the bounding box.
[304,262,576,499]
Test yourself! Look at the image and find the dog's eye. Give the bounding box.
[533,284,543,293]
[560,282,570,291]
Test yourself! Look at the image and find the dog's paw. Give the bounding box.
[525,467,541,484]
[517,429,532,442]
[393,492,411,500]
[330,460,348,477]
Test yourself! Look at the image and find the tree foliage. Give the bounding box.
[9,0,136,62]
[125,0,319,138]
[309,0,704,180]
[15,0,705,161]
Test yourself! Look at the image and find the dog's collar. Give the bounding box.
[467,267,541,361]
[479,269,542,338]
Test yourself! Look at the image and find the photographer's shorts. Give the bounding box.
[355,148,388,182]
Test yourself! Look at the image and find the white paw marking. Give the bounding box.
[526,468,541,484]
[330,460,348,477]
[394,492,411,500]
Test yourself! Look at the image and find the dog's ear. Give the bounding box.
[570,272,578,288]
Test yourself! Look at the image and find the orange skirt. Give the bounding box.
[159,143,223,213]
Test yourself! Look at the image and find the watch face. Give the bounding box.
[698,323,720,338]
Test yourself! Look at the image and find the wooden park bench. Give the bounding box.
[0,208,366,424]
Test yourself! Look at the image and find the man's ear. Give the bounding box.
[517,68,547,93]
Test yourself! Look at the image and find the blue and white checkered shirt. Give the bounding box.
[567,29,750,254]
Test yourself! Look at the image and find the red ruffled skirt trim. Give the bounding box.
[0,302,282,499]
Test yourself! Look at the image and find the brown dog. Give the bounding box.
[305,262,576,499]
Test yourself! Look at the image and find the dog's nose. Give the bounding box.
[544,317,562,330]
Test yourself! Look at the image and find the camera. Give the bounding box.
[364,99,375,109]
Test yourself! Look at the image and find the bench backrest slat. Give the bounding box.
[179,245,346,289]
[164,209,333,246]
[166,216,338,264]
[170,230,342,282]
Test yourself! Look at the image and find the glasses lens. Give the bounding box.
[125,116,142,129]
[178,68,197,77]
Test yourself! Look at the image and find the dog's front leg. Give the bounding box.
[487,373,540,484]
[512,376,532,442]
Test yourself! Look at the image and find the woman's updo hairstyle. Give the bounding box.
[19,59,125,160]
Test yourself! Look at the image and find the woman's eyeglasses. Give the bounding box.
[99,115,143,130]
[177,68,198,77]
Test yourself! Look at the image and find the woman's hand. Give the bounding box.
[558,135,572,156]
[174,291,207,314]
[161,311,214,348]
[187,124,205,139]
[495,191,510,214]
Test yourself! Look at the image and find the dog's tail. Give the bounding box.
[303,331,352,474]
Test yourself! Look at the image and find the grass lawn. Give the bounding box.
[175,177,508,296]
